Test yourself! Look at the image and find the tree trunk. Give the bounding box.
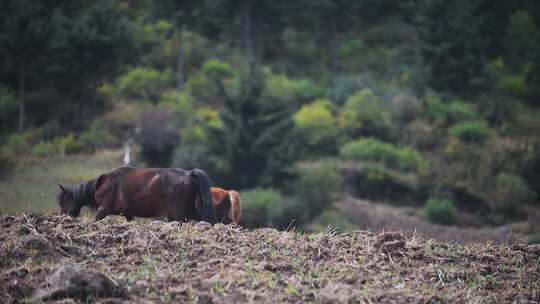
[18,63,25,133]
[328,14,339,74]
[176,27,185,93]
[241,1,254,66]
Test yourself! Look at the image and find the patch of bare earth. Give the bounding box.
[1,214,539,303]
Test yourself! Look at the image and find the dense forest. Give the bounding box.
[1,0,539,237]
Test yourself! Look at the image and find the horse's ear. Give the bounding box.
[58,184,65,192]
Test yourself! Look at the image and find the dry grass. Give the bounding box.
[1,214,539,303]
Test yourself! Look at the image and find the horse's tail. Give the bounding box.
[190,169,217,224]
[228,190,242,224]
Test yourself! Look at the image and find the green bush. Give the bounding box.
[352,163,423,204]
[496,74,526,95]
[293,100,339,147]
[339,138,425,172]
[493,173,534,210]
[424,95,478,125]
[448,121,493,143]
[262,73,322,105]
[202,59,234,80]
[57,134,83,156]
[116,67,173,103]
[32,141,58,157]
[340,89,391,138]
[78,124,116,153]
[241,188,285,228]
[424,198,459,225]
[294,160,342,219]
[4,133,30,155]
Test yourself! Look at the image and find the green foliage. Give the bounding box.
[423,95,477,125]
[353,163,423,204]
[30,134,83,157]
[77,126,116,153]
[4,134,31,156]
[504,10,539,67]
[493,173,534,210]
[240,188,285,228]
[202,59,234,80]
[341,89,391,138]
[496,74,526,96]
[57,134,83,156]
[448,121,492,143]
[339,138,425,172]
[116,67,173,103]
[293,100,339,147]
[294,160,342,219]
[424,198,459,226]
[31,141,57,157]
[261,73,322,106]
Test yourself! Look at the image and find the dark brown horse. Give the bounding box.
[57,166,218,224]
[211,187,241,225]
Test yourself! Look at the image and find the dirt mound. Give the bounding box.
[1,214,539,303]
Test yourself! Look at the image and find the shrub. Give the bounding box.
[423,95,477,125]
[293,100,339,147]
[424,198,459,225]
[448,121,492,143]
[202,59,234,80]
[116,67,173,103]
[493,173,534,210]
[352,163,423,203]
[262,73,322,106]
[240,188,285,228]
[78,124,116,153]
[294,160,342,219]
[340,89,391,138]
[4,133,30,155]
[57,134,83,156]
[339,138,425,172]
[32,141,57,157]
[496,74,526,95]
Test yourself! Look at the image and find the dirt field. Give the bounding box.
[1,214,539,303]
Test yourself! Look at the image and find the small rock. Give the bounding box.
[20,235,50,251]
[315,282,355,304]
[33,265,124,301]
[196,294,214,304]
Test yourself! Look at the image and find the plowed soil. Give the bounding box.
[1,214,539,303]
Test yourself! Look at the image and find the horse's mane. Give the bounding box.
[73,179,98,209]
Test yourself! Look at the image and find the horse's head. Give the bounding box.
[57,184,82,217]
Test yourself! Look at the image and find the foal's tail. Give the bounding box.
[190,169,218,224]
[228,190,242,224]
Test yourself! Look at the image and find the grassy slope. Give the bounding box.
[0,151,121,213]
[1,214,539,303]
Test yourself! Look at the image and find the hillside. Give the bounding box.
[1,214,539,303]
